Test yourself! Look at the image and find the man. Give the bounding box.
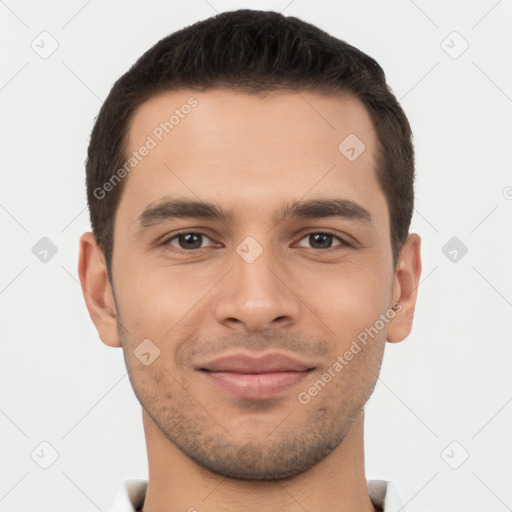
[78,8,421,512]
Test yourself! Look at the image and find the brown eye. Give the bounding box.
[165,232,215,251]
[296,232,347,250]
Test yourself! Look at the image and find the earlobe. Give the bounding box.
[387,233,422,343]
[78,232,121,348]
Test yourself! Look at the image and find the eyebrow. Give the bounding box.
[136,196,373,230]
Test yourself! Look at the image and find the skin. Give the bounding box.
[79,89,421,512]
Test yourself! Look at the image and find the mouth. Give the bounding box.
[196,351,316,400]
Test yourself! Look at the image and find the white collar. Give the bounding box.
[109,478,406,511]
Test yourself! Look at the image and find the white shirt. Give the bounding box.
[109,478,406,511]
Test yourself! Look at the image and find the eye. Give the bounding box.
[162,230,352,252]
[296,232,350,250]
[164,232,216,251]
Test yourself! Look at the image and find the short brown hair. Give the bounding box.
[86,9,415,281]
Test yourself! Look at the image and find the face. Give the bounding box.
[98,89,407,479]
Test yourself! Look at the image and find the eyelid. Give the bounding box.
[161,229,353,251]
[293,230,353,249]
[162,230,218,250]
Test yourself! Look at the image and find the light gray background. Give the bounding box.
[1,1,511,511]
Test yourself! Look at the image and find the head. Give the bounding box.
[79,9,421,480]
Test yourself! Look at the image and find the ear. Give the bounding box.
[78,232,121,347]
[387,233,422,343]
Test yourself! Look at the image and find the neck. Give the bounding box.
[140,409,377,512]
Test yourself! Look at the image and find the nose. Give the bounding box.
[214,240,302,332]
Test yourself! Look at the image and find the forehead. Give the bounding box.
[127,88,378,156]
[119,88,384,226]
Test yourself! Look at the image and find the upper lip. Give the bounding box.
[197,351,315,373]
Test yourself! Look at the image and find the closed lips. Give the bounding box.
[197,352,315,373]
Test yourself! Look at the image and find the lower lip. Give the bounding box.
[199,370,312,399]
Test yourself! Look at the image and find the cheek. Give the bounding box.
[315,266,391,333]
[115,256,207,332]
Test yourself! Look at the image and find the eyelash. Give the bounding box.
[161,230,353,252]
